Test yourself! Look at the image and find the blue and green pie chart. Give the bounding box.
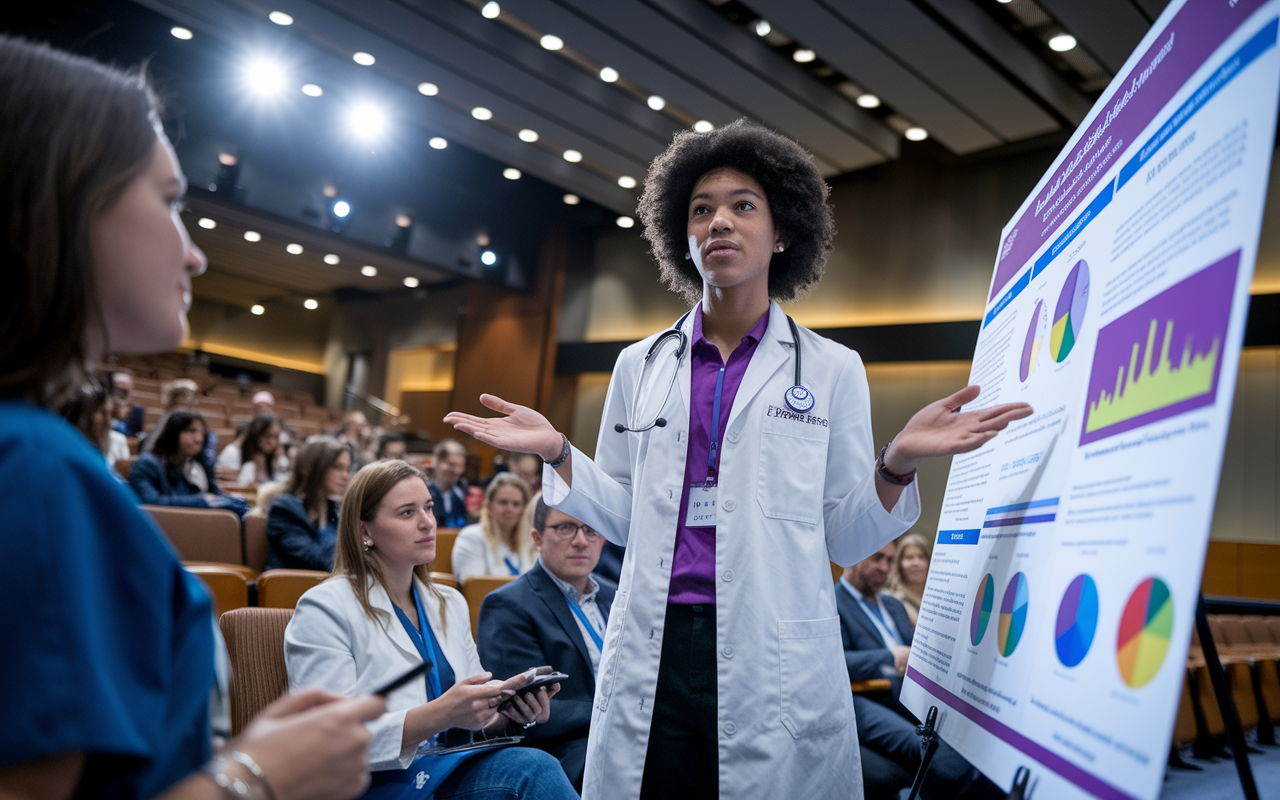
[998,572,1029,657]
[1055,574,1099,667]
[970,573,995,646]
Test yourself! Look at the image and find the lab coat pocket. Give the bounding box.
[757,414,829,524]
[595,590,627,712]
[778,616,849,739]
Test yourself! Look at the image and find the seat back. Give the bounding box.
[461,575,516,637]
[115,457,137,481]
[1227,661,1260,729]
[218,608,294,736]
[144,505,243,564]
[1243,616,1277,645]
[258,569,329,609]
[243,512,269,573]
[1217,616,1253,648]
[185,564,250,616]
[430,529,459,575]
[429,572,458,589]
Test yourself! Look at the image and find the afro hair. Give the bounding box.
[636,118,835,304]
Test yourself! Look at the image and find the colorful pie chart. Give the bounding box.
[1019,299,1048,382]
[998,572,1029,657]
[970,573,995,646]
[1117,577,1173,688]
[1050,259,1090,363]
[1055,574,1099,667]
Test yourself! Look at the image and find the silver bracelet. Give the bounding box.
[228,751,276,800]
[548,433,571,469]
[202,753,274,800]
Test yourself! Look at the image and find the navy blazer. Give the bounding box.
[266,494,339,571]
[129,452,219,509]
[428,480,469,528]
[477,561,616,746]
[835,582,915,688]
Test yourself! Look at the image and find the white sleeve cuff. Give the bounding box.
[542,458,571,506]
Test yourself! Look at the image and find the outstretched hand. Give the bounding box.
[444,395,563,462]
[885,385,1033,473]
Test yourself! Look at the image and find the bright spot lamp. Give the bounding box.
[301,84,323,97]
[244,231,262,242]
[353,52,376,66]
[361,265,378,277]
[286,243,304,254]
[599,66,619,82]
[418,82,439,96]
[250,304,265,315]
[616,216,635,228]
[481,2,500,19]
[171,27,193,40]
[480,250,498,266]
[304,298,319,310]
[793,49,816,63]
[332,200,351,217]
[518,128,539,142]
[563,193,580,205]
[563,149,583,163]
[540,34,563,51]
[403,276,420,288]
[904,127,928,141]
[244,57,288,97]
[755,20,771,37]
[693,120,714,132]
[647,95,666,111]
[471,106,493,120]
[348,103,387,139]
[268,11,293,25]
[1049,34,1077,52]
[617,175,637,189]
[197,217,216,229]
[323,254,340,264]
[857,94,881,108]
[429,137,448,149]
[503,168,521,180]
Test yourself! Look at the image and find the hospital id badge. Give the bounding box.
[685,485,717,528]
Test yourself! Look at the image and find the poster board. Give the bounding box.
[898,1,1280,797]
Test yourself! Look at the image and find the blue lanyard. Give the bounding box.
[394,587,444,700]
[707,366,726,483]
[503,556,520,576]
[566,597,604,651]
[856,593,903,647]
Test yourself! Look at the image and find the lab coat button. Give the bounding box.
[722,569,734,582]
[727,429,740,443]
[723,498,736,512]
[723,721,737,736]
[722,645,734,658]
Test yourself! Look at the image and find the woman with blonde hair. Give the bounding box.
[285,459,577,799]
[451,472,535,584]
[887,532,932,624]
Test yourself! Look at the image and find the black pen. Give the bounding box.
[372,662,429,696]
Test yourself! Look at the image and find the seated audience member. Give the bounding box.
[429,438,470,528]
[146,377,218,475]
[506,452,542,488]
[129,410,247,514]
[839,543,1002,800]
[109,369,145,437]
[887,532,931,624]
[453,473,534,583]
[252,389,275,415]
[336,410,372,470]
[284,460,578,800]
[376,432,406,461]
[57,379,114,464]
[477,499,615,790]
[266,437,350,571]
[215,421,247,482]
[235,413,286,486]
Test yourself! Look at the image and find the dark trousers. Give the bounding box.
[640,603,718,799]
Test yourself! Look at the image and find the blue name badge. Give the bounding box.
[685,485,717,528]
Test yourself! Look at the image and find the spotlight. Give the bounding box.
[418,82,439,96]
[429,137,448,149]
[616,216,635,228]
[250,304,265,315]
[540,34,564,51]
[562,193,580,205]
[793,49,816,63]
[471,106,493,120]
[219,153,238,166]
[198,217,216,229]
[904,127,928,141]
[268,11,293,25]
[171,27,193,40]
[304,298,319,310]
[1049,34,1077,52]
[244,57,288,97]
[396,214,412,228]
[403,276,420,288]
[332,200,351,217]
[286,243,304,254]
[480,250,498,266]
[348,103,387,139]
[503,168,522,180]
[856,94,880,109]
[518,128,539,142]
[755,20,771,37]
[324,254,340,264]
[244,231,262,242]
[647,95,666,111]
[618,175,637,189]
[563,149,583,163]
[599,66,619,82]
[353,52,376,66]
[301,84,323,97]
[694,120,714,133]
[361,265,378,276]
[481,1,500,18]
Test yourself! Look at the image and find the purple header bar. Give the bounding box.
[987,0,1266,302]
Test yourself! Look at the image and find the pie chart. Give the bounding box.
[970,573,995,646]
[1019,299,1048,382]
[1055,574,1099,667]
[1050,259,1090,362]
[1117,577,1173,688]
[998,572,1029,657]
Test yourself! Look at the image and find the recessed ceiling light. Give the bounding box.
[170,27,193,40]
[301,84,323,97]
[518,128,539,142]
[755,20,771,37]
[286,243,304,254]
[324,253,340,264]
[429,137,448,149]
[471,106,493,120]
[353,52,376,66]
[647,95,666,111]
[793,48,816,63]
[250,304,265,315]
[617,175,637,189]
[599,66,619,82]
[332,200,351,218]
[218,153,237,166]
[563,149,583,163]
[693,120,714,133]
[304,298,319,310]
[244,57,288,97]
[503,168,522,180]
[403,276,420,288]
[268,11,293,25]
[563,193,580,205]
[904,127,928,141]
[197,217,216,229]
[616,216,635,228]
[540,34,564,51]
[396,214,412,228]
[361,265,378,277]
[481,1,500,19]
[1048,34,1077,52]
[418,82,439,96]
[857,94,881,109]
[347,103,387,140]
[244,231,262,242]
[480,250,498,266]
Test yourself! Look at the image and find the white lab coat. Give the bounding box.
[283,575,483,770]
[543,301,920,799]
[451,523,536,584]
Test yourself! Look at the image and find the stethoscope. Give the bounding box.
[614,310,814,434]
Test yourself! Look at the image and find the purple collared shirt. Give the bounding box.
[668,306,770,605]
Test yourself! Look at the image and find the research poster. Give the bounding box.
[898,0,1280,797]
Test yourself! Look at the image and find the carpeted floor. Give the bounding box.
[1160,737,1280,799]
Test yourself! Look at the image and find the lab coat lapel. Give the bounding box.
[671,309,696,430]
[368,580,422,661]
[726,302,790,431]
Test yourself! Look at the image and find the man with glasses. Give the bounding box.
[477,497,616,790]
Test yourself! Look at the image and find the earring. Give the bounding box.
[775,244,785,252]
[363,539,373,552]
[684,252,692,260]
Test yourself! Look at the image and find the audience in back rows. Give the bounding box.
[429,438,471,529]
[128,411,248,516]
[266,437,350,571]
[109,369,146,437]
[453,472,536,584]
[886,532,931,625]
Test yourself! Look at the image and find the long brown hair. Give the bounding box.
[285,436,348,526]
[332,460,447,635]
[0,36,161,406]
[478,472,533,564]
[887,533,932,596]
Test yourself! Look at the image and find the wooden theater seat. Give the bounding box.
[144,505,243,565]
[219,608,293,736]
[257,569,329,609]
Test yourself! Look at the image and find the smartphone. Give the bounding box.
[496,672,568,710]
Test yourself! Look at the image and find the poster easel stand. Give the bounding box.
[905,706,941,800]
[1195,593,1260,800]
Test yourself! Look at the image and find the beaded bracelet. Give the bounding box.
[548,433,571,469]
[876,443,917,486]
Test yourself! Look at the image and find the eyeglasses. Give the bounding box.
[544,522,601,541]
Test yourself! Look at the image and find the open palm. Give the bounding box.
[443,394,563,461]
[888,385,1033,471]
